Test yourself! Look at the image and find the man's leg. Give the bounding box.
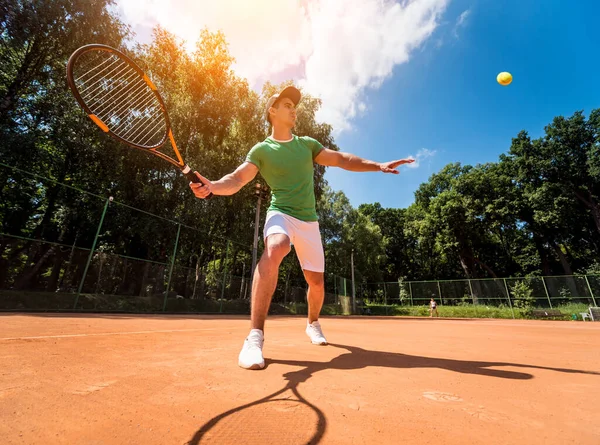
[303,270,325,324]
[238,234,290,370]
[291,218,326,345]
[303,270,327,345]
[251,234,291,330]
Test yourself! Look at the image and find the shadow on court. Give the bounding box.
[188,344,599,444]
[187,370,327,445]
[269,343,600,381]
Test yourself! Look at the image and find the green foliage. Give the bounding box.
[558,287,573,306]
[583,262,600,275]
[459,294,472,306]
[1,0,600,299]
[511,281,535,310]
[398,278,409,304]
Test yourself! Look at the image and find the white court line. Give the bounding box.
[0,327,229,341]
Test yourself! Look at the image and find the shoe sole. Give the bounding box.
[239,362,265,370]
[310,340,328,345]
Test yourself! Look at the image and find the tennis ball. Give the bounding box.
[497,72,513,86]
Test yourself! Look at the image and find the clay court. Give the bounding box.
[1,314,599,444]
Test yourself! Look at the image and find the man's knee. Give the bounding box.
[263,235,291,262]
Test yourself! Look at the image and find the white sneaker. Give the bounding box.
[238,329,265,370]
[306,320,328,345]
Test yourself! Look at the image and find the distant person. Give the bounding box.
[429,298,439,317]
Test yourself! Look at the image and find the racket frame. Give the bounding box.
[66,44,201,183]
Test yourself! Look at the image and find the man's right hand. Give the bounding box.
[189,172,213,199]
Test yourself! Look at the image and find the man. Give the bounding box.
[190,86,414,370]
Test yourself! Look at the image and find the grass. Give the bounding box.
[363,302,594,320]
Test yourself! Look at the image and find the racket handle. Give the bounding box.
[185,171,213,200]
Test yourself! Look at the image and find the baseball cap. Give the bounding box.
[265,86,301,123]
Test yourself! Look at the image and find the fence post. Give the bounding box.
[219,240,231,313]
[468,279,475,304]
[239,262,245,300]
[351,249,356,314]
[383,282,388,315]
[334,274,337,300]
[584,275,597,307]
[162,223,182,312]
[503,278,515,319]
[409,282,414,306]
[541,277,553,308]
[74,196,112,310]
[437,281,443,305]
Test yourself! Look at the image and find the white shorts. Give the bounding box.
[263,211,325,272]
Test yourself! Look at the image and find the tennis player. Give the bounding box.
[190,86,414,369]
[430,298,439,317]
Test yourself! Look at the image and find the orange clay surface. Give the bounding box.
[1,314,599,445]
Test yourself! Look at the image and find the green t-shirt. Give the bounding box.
[246,135,323,221]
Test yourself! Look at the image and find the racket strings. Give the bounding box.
[72,50,166,148]
[82,67,140,111]
[123,108,163,144]
[78,57,128,97]
[84,73,143,125]
[75,55,121,88]
[109,90,160,136]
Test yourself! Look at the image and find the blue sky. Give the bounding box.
[328,0,600,209]
[116,0,600,210]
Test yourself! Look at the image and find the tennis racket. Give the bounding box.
[66,44,212,198]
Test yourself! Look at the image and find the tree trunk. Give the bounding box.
[551,243,579,300]
[138,262,151,297]
[57,232,79,291]
[464,254,507,300]
[198,269,206,300]
[284,269,291,305]
[574,190,600,236]
[108,256,118,295]
[467,255,499,278]
[0,38,45,121]
[119,258,129,294]
[0,237,10,289]
[47,249,66,291]
[14,244,56,290]
[94,254,105,294]
[458,245,480,304]
[552,243,573,275]
[591,201,600,236]
[533,235,552,275]
[192,258,200,300]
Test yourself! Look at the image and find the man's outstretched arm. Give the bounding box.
[314,148,414,174]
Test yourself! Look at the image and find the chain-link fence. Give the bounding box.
[361,276,598,310]
[0,162,353,314]
[1,162,598,316]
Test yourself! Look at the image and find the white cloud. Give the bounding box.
[406,148,436,168]
[453,9,471,38]
[115,0,449,133]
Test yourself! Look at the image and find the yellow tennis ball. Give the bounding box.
[497,72,513,86]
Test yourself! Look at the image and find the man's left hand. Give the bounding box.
[379,158,415,174]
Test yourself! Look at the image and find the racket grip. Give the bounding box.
[186,171,213,200]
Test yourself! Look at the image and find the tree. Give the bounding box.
[358,203,412,281]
